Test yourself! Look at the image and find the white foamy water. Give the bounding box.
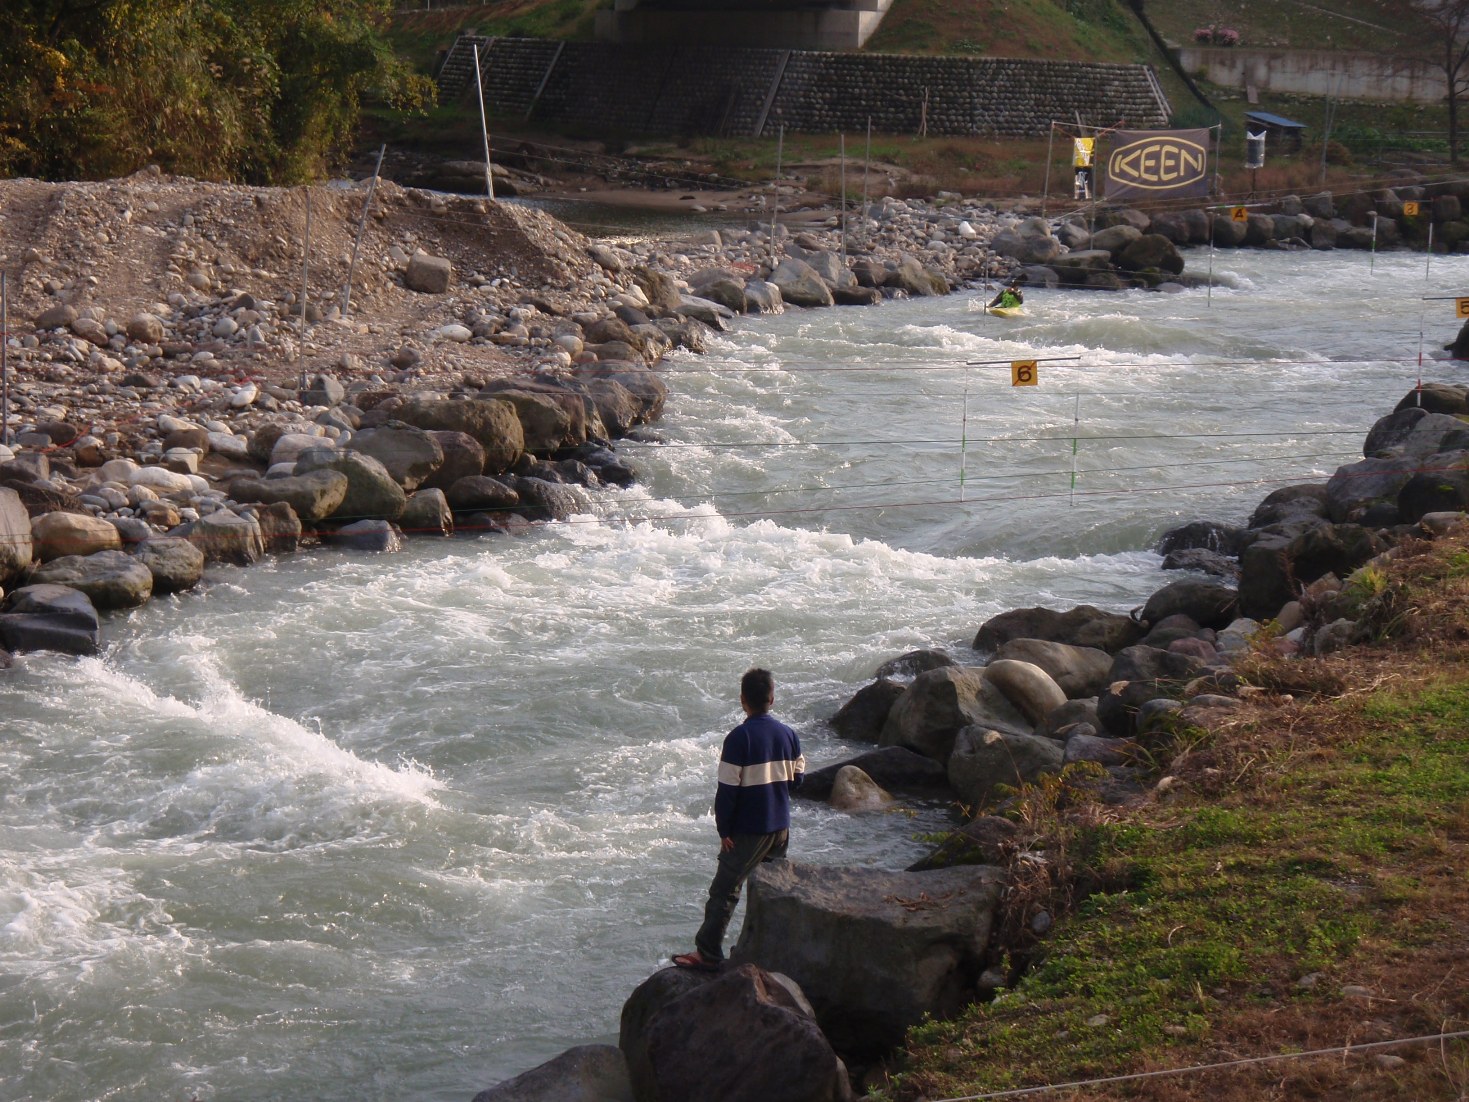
[0,249,1461,1101]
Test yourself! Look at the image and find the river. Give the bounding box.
[1,248,1462,1101]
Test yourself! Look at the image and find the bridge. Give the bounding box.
[595,0,896,50]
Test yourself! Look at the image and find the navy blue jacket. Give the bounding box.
[714,712,805,838]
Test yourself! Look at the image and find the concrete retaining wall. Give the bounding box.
[438,36,1171,138]
[596,0,896,51]
[1178,47,1446,105]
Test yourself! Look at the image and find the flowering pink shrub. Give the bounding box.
[1193,25,1241,46]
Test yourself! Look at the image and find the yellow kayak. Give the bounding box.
[985,305,1025,317]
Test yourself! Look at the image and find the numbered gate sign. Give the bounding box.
[1403,200,1421,217]
[1230,206,1249,223]
[1457,297,1469,319]
[1011,360,1039,387]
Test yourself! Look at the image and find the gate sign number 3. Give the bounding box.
[1012,360,1039,387]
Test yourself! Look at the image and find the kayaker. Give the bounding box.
[989,283,1024,310]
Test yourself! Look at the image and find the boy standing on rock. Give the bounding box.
[673,668,805,971]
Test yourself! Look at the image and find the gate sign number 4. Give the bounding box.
[1012,360,1039,387]
[1230,206,1249,223]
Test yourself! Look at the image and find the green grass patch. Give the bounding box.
[886,670,1469,1101]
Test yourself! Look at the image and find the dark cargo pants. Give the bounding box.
[693,829,788,962]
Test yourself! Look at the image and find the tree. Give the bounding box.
[0,0,432,183]
[1413,0,1469,163]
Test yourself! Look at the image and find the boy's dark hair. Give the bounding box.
[741,668,775,712]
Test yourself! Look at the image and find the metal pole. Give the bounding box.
[474,43,495,202]
[1369,212,1378,273]
[1426,221,1434,278]
[839,132,847,270]
[299,188,312,392]
[1,271,8,448]
[770,124,784,267]
[1069,392,1080,506]
[1042,123,1056,218]
[861,116,871,220]
[341,143,386,316]
[1206,209,1216,307]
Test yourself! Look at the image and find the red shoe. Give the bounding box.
[671,951,719,973]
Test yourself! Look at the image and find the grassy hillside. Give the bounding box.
[1143,0,1431,54]
[862,0,1150,62]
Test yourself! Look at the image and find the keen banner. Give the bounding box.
[1103,129,1212,201]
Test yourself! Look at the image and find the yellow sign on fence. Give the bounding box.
[1457,297,1469,319]
[1012,360,1039,387]
[1230,206,1249,223]
[1404,200,1421,217]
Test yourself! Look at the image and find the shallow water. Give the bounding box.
[1,248,1463,1101]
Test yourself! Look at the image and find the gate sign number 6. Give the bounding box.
[1012,360,1039,387]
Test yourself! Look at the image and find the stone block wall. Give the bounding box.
[437,36,1170,138]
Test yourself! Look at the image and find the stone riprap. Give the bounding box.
[438,35,1170,138]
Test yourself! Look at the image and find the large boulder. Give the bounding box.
[975,605,1144,654]
[770,258,836,308]
[631,266,682,313]
[879,666,1031,765]
[888,256,947,296]
[295,448,408,522]
[480,387,581,454]
[129,537,205,595]
[947,725,1065,807]
[1116,233,1184,274]
[732,861,1004,1056]
[401,488,453,537]
[393,398,524,474]
[797,746,950,803]
[1248,484,1331,529]
[1326,454,1423,523]
[250,501,303,555]
[829,678,906,742]
[993,638,1112,699]
[981,659,1067,725]
[29,549,153,610]
[622,964,850,1102]
[346,423,444,490]
[828,766,893,811]
[1140,580,1238,630]
[422,431,486,490]
[0,583,101,655]
[31,510,121,562]
[187,510,265,566]
[445,476,520,513]
[470,1044,632,1102]
[1089,224,1143,255]
[1,487,34,584]
[322,519,403,553]
[1362,407,1469,459]
[507,475,582,522]
[405,252,452,294]
[230,470,349,523]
